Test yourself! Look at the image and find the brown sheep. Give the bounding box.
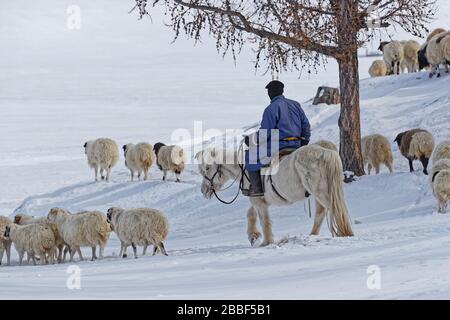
[394,128,435,175]
[361,134,394,175]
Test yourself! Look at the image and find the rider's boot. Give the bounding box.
[246,170,264,197]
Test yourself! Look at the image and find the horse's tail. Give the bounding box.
[324,150,354,237]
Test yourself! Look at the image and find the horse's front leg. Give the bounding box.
[247,206,261,246]
[256,206,274,246]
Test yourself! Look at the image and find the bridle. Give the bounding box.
[203,163,247,205]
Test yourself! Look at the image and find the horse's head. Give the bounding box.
[196,148,236,199]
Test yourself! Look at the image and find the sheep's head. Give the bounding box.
[47,207,67,222]
[14,214,23,224]
[3,226,11,240]
[83,141,92,154]
[14,213,33,225]
[418,45,429,70]
[153,142,166,156]
[394,132,406,147]
[378,41,390,52]
[106,207,124,227]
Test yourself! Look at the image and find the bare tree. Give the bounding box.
[133,0,436,176]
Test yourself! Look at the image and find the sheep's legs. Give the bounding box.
[63,246,70,262]
[367,163,372,175]
[385,162,393,173]
[119,242,128,258]
[143,244,148,256]
[132,243,138,259]
[91,246,97,261]
[6,243,11,266]
[99,244,104,259]
[162,170,167,181]
[137,171,142,180]
[18,250,24,265]
[0,248,4,265]
[408,158,415,172]
[77,248,84,261]
[175,170,181,183]
[106,167,111,182]
[130,170,134,182]
[420,156,429,175]
[152,246,158,256]
[143,169,148,181]
[57,245,64,263]
[375,163,381,175]
[158,242,168,256]
[94,165,99,181]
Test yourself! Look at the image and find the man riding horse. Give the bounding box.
[244,80,311,197]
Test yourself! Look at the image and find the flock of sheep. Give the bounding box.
[0,138,184,266]
[369,28,450,78]
[361,129,450,214]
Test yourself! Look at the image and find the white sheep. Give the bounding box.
[14,213,66,263]
[432,141,450,165]
[47,208,110,262]
[426,31,450,78]
[433,169,450,213]
[106,207,169,259]
[153,143,186,182]
[368,60,388,78]
[431,159,450,186]
[123,143,155,181]
[394,128,435,175]
[401,40,420,73]
[379,41,404,75]
[312,140,338,152]
[4,223,56,265]
[83,138,119,182]
[427,28,447,42]
[0,216,13,266]
[361,134,394,175]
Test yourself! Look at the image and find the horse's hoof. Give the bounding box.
[248,233,261,247]
[259,240,274,247]
[122,254,127,258]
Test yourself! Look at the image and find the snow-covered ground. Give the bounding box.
[1,0,450,299]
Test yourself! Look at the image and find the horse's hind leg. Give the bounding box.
[247,206,261,246]
[256,206,274,246]
[310,200,327,236]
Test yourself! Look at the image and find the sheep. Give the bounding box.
[14,213,66,263]
[418,42,430,70]
[361,134,394,175]
[0,216,13,266]
[431,159,450,185]
[426,32,450,78]
[312,140,338,152]
[433,170,450,213]
[368,60,388,78]
[427,28,447,42]
[432,141,450,165]
[4,223,56,265]
[379,41,404,75]
[106,207,169,259]
[401,40,420,73]
[83,138,119,182]
[47,208,110,262]
[123,143,155,181]
[153,143,186,182]
[394,128,435,175]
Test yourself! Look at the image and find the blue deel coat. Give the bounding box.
[245,95,311,172]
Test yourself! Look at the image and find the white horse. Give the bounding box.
[196,144,354,246]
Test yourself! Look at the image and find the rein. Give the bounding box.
[205,164,245,205]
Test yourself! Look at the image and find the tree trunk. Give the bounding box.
[337,53,365,176]
[335,0,365,176]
